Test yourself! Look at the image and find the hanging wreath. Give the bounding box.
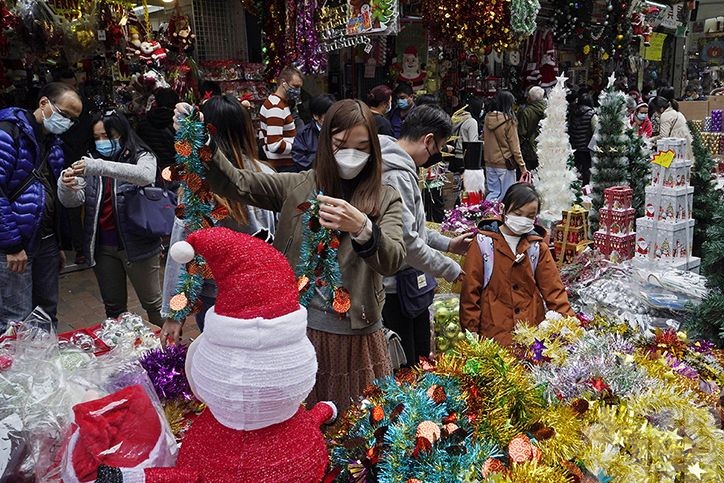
[510,0,540,38]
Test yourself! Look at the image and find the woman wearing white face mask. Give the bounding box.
[177,98,406,412]
[460,183,574,346]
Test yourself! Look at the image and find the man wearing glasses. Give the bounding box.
[0,82,83,330]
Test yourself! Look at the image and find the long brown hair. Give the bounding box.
[315,99,383,217]
[201,95,260,224]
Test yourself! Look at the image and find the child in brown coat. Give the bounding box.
[460,183,574,346]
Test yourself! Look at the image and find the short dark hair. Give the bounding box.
[310,94,336,117]
[153,88,179,109]
[399,104,452,142]
[38,82,78,103]
[279,65,303,84]
[394,83,414,96]
[501,182,542,214]
[577,93,594,108]
[415,94,438,107]
[366,85,393,108]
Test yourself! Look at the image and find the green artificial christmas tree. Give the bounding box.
[589,75,630,232]
[684,203,724,347]
[688,121,722,257]
[625,128,651,218]
[567,154,583,205]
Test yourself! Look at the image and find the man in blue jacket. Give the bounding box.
[291,94,335,172]
[0,82,82,329]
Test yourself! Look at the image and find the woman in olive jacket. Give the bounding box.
[176,99,406,411]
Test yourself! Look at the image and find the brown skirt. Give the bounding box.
[306,328,392,413]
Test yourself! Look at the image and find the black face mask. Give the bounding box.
[423,144,443,168]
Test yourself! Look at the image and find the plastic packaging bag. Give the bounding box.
[430,294,464,354]
[59,363,178,483]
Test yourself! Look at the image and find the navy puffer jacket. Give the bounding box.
[0,108,64,254]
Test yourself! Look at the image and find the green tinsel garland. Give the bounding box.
[167,113,227,321]
[510,0,540,37]
[295,193,349,316]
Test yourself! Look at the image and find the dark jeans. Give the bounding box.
[0,235,59,329]
[194,294,215,332]
[93,246,162,326]
[574,150,592,186]
[67,206,84,253]
[31,235,60,325]
[382,292,431,368]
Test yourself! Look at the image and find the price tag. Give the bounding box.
[417,274,427,289]
[364,43,373,53]
[652,150,675,168]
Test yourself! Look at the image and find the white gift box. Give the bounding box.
[635,218,695,261]
[644,186,694,223]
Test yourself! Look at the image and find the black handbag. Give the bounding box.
[121,185,177,238]
[396,267,438,318]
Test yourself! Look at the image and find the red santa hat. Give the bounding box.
[169,227,317,431]
[404,45,418,56]
[61,385,176,483]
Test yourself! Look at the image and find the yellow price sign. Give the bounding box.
[652,150,675,168]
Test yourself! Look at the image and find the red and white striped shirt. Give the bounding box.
[259,94,296,169]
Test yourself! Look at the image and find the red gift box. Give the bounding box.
[603,186,633,210]
[598,207,636,235]
[594,232,636,261]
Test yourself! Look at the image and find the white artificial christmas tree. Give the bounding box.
[535,73,578,220]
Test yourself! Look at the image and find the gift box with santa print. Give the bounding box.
[594,186,636,261]
[644,186,694,223]
[636,137,698,269]
[635,218,695,261]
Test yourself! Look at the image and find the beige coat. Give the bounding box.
[206,149,406,331]
[483,112,526,170]
[657,107,694,160]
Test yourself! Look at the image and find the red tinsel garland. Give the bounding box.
[422,0,512,52]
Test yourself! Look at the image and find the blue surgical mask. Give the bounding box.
[42,103,73,135]
[398,98,410,110]
[95,138,121,158]
[286,86,301,102]
[636,113,648,122]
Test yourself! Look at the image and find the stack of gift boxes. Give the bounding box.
[635,138,699,271]
[553,205,592,265]
[594,186,636,261]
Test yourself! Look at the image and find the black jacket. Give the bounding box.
[569,105,595,151]
[137,107,176,171]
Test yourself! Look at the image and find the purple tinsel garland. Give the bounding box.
[139,344,194,402]
[440,200,502,234]
[295,0,327,74]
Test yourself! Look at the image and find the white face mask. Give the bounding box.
[505,214,535,235]
[335,148,370,179]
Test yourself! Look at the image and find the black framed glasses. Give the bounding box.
[49,100,79,124]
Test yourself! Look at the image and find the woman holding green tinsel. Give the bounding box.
[175,98,406,411]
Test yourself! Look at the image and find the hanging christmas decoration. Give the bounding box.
[553,0,593,45]
[294,0,327,74]
[601,0,633,60]
[421,0,512,52]
[167,111,228,322]
[510,0,540,38]
[295,195,350,316]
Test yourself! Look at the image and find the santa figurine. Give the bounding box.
[397,46,427,91]
[95,227,337,483]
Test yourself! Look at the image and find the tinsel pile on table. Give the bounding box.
[327,312,724,482]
